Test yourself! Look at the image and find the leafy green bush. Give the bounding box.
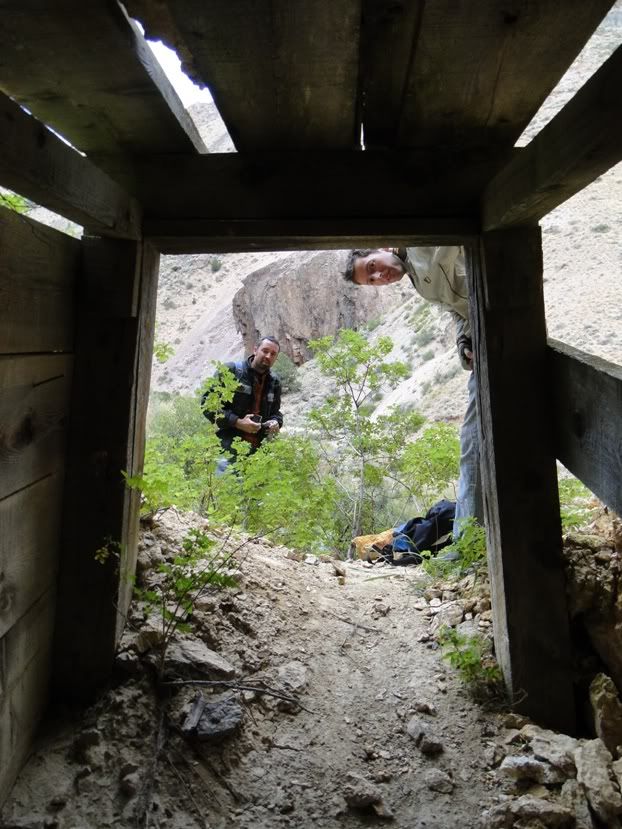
[153,341,175,364]
[136,528,238,677]
[400,422,460,508]
[210,256,223,272]
[438,626,503,701]
[273,352,301,394]
[0,190,30,214]
[558,475,597,530]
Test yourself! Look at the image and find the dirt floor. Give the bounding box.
[2,510,510,829]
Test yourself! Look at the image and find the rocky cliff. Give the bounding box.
[232,250,410,364]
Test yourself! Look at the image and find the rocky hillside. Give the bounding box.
[232,251,411,364]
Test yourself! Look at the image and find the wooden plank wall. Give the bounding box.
[0,206,79,803]
[52,238,159,699]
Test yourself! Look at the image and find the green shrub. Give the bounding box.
[558,475,597,530]
[210,256,223,272]
[273,352,301,394]
[0,190,30,214]
[438,626,503,701]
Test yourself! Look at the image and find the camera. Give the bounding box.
[250,415,262,424]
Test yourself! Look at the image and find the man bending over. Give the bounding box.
[344,246,482,537]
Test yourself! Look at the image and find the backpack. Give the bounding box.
[377,499,456,566]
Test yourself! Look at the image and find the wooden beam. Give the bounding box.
[136,0,360,150]
[483,46,622,230]
[549,339,622,516]
[0,206,79,353]
[145,217,478,254]
[0,474,63,640]
[0,355,73,501]
[0,94,142,239]
[467,227,575,731]
[393,1,615,151]
[138,148,509,224]
[0,590,55,805]
[359,0,424,149]
[0,2,205,182]
[53,238,159,700]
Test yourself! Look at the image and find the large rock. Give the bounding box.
[562,534,622,690]
[232,251,408,364]
[589,673,622,755]
[574,738,622,826]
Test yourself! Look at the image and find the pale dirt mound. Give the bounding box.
[2,511,504,829]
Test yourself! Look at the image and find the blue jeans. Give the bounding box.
[453,370,484,536]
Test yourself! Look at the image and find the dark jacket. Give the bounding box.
[202,357,283,453]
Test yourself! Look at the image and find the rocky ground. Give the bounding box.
[3,508,622,829]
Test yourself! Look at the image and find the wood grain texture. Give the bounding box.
[0,0,205,181]
[0,474,64,640]
[0,206,79,354]
[395,0,615,151]
[0,93,142,239]
[118,242,159,635]
[145,217,478,254]
[549,339,622,516]
[53,239,159,699]
[161,0,361,150]
[467,228,575,732]
[483,46,622,229]
[137,149,511,222]
[0,355,73,500]
[0,589,55,804]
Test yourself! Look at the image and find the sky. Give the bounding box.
[147,39,213,108]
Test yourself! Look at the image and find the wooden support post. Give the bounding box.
[52,238,159,699]
[467,227,575,732]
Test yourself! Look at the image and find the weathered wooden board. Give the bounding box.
[118,243,159,630]
[0,356,73,501]
[549,339,622,517]
[0,1,205,181]
[0,206,79,354]
[53,239,159,699]
[0,589,55,805]
[137,149,511,223]
[145,217,478,254]
[394,0,615,151]
[150,0,360,150]
[483,46,622,229]
[467,228,574,732]
[0,474,64,640]
[0,93,142,239]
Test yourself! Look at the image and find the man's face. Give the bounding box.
[251,339,279,373]
[351,250,406,286]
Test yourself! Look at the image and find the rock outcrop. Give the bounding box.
[232,250,409,364]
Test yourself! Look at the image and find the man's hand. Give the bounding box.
[263,419,280,436]
[235,414,262,434]
[462,348,474,370]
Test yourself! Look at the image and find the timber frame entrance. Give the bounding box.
[1,0,621,803]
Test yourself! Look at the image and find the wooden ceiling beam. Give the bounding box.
[143,0,361,151]
[370,0,616,152]
[0,93,141,239]
[0,1,205,184]
[137,148,510,222]
[483,46,622,230]
[143,217,478,255]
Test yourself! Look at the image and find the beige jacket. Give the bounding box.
[404,246,471,366]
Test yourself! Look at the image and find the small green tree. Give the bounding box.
[399,421,460,510]
[308,330,424,539]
